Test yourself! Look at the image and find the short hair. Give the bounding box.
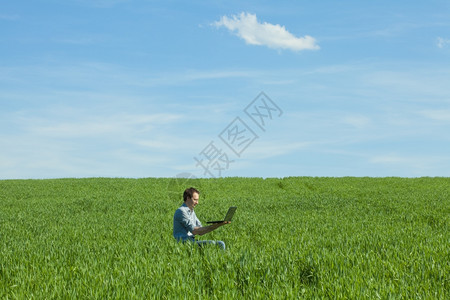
[183,187,200,202]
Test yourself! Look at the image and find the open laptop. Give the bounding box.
[207,206,237,224]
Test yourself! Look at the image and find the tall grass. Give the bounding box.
[1,177,448,298]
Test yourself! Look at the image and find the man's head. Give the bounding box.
[183,187,200,210]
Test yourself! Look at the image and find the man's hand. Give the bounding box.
[192,221,231,236]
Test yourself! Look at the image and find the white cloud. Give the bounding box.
[369,155,410,164]
[0,108,188,179]
[213,12,319,51]
[243,140,314,160]
[437,37,450,48]
[0,14,19,21]
[419,109,450,122]
[55,37,102,45]
[368,154,448,176]
[22,113,183,138]
[341,115,371,129]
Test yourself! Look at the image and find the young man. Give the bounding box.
[173,187,230,250]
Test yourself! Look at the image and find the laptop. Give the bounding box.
[207,206,237,224]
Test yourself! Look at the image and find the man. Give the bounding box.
[173,187,230,250]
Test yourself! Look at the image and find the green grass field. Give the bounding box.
[1,177,448,299]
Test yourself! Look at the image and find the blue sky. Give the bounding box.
[1,0,450,179]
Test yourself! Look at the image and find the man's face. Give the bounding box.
[186,192,199,210]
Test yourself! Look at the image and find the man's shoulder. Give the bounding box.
[176,203,189,211]
[174,204,189,217]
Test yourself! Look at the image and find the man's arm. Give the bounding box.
[192,221,230,236]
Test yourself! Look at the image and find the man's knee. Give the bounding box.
[216,241,226,250]
[196,240,226,250]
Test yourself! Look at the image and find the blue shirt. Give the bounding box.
[173,203,202,241]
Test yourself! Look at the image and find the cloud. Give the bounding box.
[437,37,450,48]
[0,107,187,179]
[73,0,130,8]
[213,12,319,52]
[341,115,371,129]
[54,37,102,45]
[369,155,411,164]
[0,14,19,21]
[243,140,314,160]
[419,109,450,122]
[368,154,448,175]
[22,112,183,138]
